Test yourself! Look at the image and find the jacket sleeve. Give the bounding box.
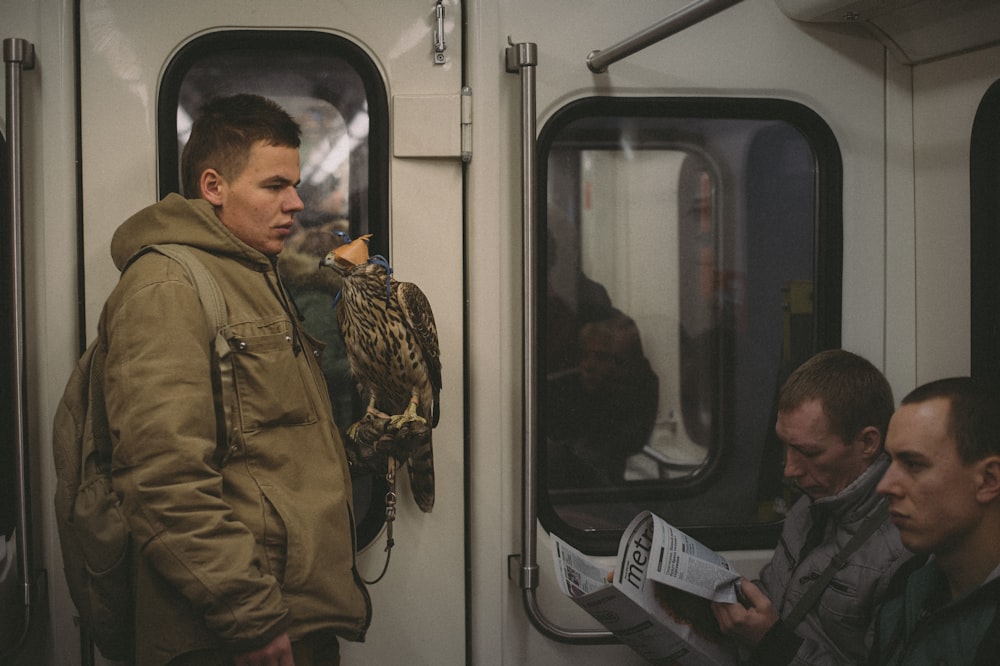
[104,260,289,649]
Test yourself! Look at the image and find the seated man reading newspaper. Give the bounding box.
[711,350,908,665]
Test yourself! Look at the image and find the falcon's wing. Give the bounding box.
[397,281,442,421]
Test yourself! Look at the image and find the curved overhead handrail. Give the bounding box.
[586,0,743,73]
[505,37,616,645]
[1,36,37,661]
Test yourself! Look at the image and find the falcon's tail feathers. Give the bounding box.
[407,437,435,513]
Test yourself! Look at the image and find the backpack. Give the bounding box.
[52,244,228,660]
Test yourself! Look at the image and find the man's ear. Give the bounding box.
[975,456,1000,504]
[857,425,882,460]
[200,169,225,206]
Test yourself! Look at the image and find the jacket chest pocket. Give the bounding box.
[226,319,318,431]
[815,571,873,660]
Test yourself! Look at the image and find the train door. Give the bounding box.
[78,2,465,664]
[466,2,891,663]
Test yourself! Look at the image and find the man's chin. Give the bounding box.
[797,485,829,500]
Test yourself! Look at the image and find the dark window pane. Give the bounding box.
[538,98,842,554]
[971,79,1000,381]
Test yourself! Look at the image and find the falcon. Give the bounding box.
[320,234,441,512]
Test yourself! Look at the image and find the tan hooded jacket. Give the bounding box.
[100,193,370,665]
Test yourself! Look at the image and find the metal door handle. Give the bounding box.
[506,38,616,645]
[3,35,37,661]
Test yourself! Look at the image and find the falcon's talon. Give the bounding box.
[388,411,427,431]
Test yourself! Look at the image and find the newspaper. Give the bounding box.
[552,511,741,665]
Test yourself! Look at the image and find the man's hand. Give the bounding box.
[711,578,779,646]
[234,632,294,666]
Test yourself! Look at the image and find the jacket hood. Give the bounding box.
[111,193,271,272]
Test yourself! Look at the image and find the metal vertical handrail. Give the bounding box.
[508,2,744,643]
[586,0,743,73]
[2,36,37,660]
[506,38,615,644]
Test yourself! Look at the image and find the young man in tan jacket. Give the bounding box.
[103,94,370,666]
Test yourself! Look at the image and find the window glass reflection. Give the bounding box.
[539,101,840,553]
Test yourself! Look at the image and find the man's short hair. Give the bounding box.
[778,349,895,445]
[180,94,301,198]
[900,376,1000,464]
[579,313,647,368]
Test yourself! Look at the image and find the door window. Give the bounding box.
[971,78,1000,381]
[538,97,842,553]
[158,30,390,548]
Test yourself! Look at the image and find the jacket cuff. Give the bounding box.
[749,620,803,666]
[220,613,293,656]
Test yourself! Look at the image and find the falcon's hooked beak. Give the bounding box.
[320,233,373,272]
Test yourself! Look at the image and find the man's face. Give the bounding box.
[877,398,982,556]
[777,399,871,500]
[578,333,619,391]
[211,141,304,256]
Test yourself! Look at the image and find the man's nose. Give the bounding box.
[876,465,897,497]
[783,454,802,479]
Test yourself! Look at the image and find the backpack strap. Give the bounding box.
[784,499,890,629]
[146,244,235,440]
[148,244,227,334]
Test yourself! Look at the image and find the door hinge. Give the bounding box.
[461,86,472,163]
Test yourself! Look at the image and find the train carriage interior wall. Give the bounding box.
[3,0,1000,663]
